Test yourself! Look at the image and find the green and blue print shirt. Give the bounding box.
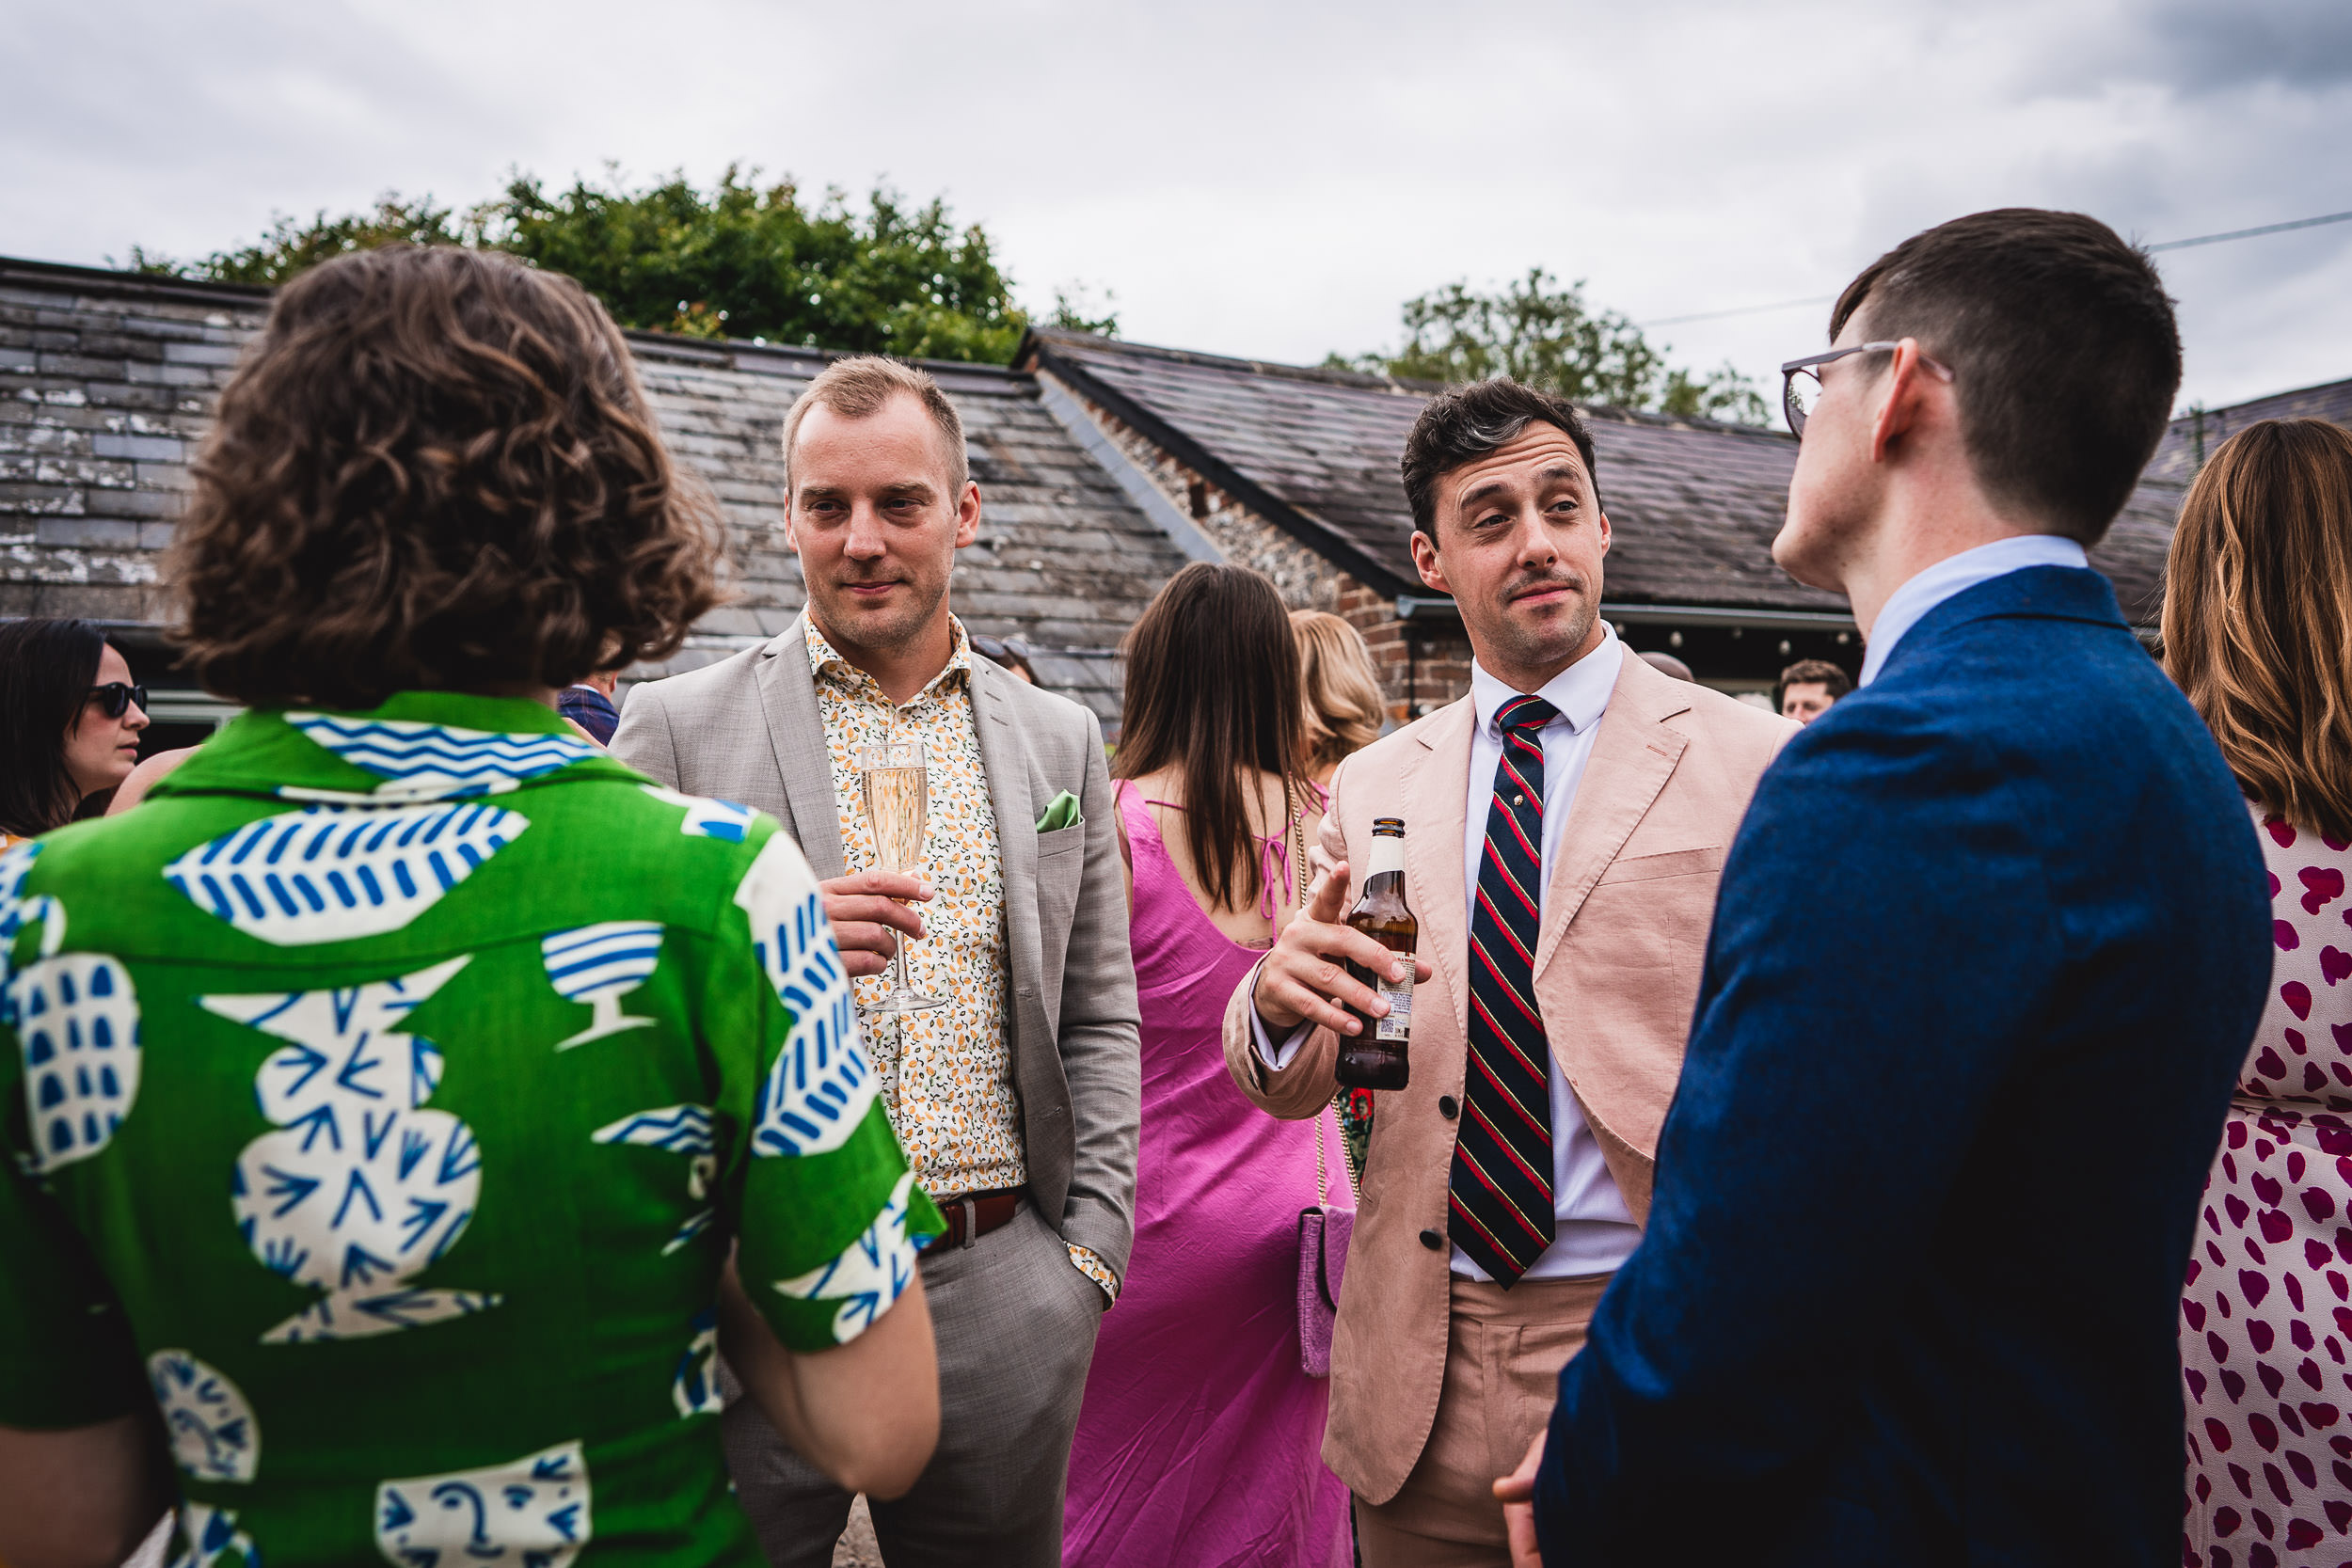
[0,692,943,1568]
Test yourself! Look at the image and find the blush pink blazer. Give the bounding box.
[1222,651,1796,1503]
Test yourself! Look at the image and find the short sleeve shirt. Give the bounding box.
[0,692,942,1568]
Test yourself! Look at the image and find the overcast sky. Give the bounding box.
[7,0,2348,413]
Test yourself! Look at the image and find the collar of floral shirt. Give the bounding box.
[804,614,976,708]
[149,690,639,804]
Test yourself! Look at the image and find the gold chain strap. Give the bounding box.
[1291,780,1310,908]
[1298,778,1358,1205]
[1314,1096,1328,1208]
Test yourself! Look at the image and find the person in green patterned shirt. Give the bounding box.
[0,245,945,1568]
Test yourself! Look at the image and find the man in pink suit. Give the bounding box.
[1223,379,1793,1566]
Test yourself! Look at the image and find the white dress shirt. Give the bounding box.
[1258,625,1641,1280]
[1859,533,2090,687]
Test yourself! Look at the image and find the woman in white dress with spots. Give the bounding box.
[2168,418,2352,1568]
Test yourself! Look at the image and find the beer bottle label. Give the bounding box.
[1376,975,1412,1041]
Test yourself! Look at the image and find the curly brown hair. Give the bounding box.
[167,245,725,707]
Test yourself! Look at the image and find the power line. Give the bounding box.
[1639,295,1831,329]
[1638,206,2352,330]
[2146,209,2352,252]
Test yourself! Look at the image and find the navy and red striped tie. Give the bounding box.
[1449,693,1557,1285]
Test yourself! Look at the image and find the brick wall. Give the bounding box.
[1333,578,1473,721]
[1058,384,1476,720]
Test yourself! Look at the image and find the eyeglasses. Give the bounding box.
[970,634,1033,664]
[87,682,148,720]
[1778,342,1954,436]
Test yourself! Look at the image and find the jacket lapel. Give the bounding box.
[1532,655,1691,976]
[1404,699,1477,1041]
[970,660,1041,1031]
[755,614,850,880]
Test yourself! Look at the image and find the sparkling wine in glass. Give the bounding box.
[857,738,946,1015]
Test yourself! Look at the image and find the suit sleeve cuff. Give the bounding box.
[1248,969,1312,1070]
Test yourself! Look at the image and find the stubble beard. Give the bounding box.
[812,570,950,663]
[1483,578,1597,675]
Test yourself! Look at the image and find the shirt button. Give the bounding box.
[1420,1228,1444,1251]
[1438,1095,1459,1119]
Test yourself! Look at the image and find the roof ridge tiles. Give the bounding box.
[1024,326,1793,441]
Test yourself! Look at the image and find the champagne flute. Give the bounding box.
[856,737,946,1015]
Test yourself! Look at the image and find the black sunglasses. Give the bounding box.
[971,634,1033,664]
[87,681,149,720]
[1778,341,1953,436]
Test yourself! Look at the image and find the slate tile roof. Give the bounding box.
[2093,374,2352,624]
[0,257,1189,721]
[1024,328,2178,626]
[2146,375,2352,483]
[0,259,266,625]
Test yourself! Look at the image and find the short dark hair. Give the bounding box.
[1830,209,2179,546]
[1401,379,1601,538]
[1774,657,1852,712]
[168,245,726,708]
[0,618,108,836]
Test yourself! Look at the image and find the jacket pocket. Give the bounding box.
[1595,844,1725,883]
[1037,822,1087,859]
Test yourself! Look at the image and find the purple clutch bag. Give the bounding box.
[1298,1107,1357,1378]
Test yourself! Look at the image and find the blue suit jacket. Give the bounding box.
[1534,566,2272,1565]
[558,684,620,745]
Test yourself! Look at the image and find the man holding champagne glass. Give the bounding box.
[612,356,1139,1567]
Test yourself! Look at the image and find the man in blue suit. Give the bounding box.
[1505,210,2274,1565]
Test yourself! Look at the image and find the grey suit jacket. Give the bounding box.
[611,615,1141,1276]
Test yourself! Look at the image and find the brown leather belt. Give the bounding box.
[922,1187,1024,1255]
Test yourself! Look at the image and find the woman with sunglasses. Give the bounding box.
[969,630,1040,685]
[0,618,151,848]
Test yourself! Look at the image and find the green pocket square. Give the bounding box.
[1035,791,1083,832]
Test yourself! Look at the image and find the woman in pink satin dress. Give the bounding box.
[1065,562,1352,1568]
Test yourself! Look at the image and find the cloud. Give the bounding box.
[3,0,2344,411]
[2138,0,2352,95]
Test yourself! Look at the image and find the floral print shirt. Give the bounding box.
[807,618,1117,1302]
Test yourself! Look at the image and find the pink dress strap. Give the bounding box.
[1126,791,1300,921]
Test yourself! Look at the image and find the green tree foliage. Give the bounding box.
[132,166,1118,365]
[1334,267,1768,425]
[126,198,468,286]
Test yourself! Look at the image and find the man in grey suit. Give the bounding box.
[612,356,1140,1567]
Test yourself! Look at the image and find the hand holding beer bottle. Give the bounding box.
[1253,816,1435,1065]
[1337,818,1417,1086]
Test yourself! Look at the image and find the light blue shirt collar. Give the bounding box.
[1470,623,1623,736]
[1858,534,2089,687]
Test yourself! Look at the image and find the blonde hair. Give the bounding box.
[2162,418,2352,841]
[782,355,968,490]
[1290,610,1385,774]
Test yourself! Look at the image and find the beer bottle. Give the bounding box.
[1338,816,1416,1089]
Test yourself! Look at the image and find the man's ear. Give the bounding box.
[953,481,982,548]
[783,499,802,556]
[1868,340,1934,466]
[1409,529,1450,594]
